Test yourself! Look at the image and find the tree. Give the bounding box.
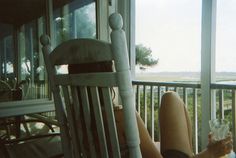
[135,44,158,70]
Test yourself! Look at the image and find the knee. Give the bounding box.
[161,91,181,103]
[162,91,179,100]
[160,91,184,110]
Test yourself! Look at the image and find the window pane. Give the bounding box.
[0,18,48,102]
[0,23,14,80]
[54,1,96,45]
[135,0,201,82]
[74,2,96,38]
[19,19,48,99]
[216,0,236,82]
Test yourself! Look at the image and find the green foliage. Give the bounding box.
[135,44,158,67]
[137,87,161,141]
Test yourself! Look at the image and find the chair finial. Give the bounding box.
[40,34,50,46]
[109,13,123,30]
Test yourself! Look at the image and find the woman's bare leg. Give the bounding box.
[159,91,193,157]
[159,91,233,158]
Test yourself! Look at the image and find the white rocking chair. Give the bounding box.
[40,13,142,158]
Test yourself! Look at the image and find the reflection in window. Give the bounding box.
[74,2,96,38]
[0,24,14,80]
[0,0,97,101]
[54,1,96,45]
[18,20,47,99]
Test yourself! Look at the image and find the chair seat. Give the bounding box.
[1,135,62,158]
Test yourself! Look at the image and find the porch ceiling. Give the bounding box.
[0,0,70,26]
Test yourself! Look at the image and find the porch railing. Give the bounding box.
[132,80,236,153]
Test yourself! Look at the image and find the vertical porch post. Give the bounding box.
[201,0,217,149]
[117,0,136,78]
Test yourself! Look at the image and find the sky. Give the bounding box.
[135,0,236,72]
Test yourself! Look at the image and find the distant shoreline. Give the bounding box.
[135,72,236,82]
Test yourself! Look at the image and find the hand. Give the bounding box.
[207,133,233,157]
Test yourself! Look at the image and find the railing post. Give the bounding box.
[150,86,154,140]
[136,85,141,114]
[219,89,224,119]
[232,90,236,151]
[193,88,198,154]
[183,88,188,106]
[143,85,147,127]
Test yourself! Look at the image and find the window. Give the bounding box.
[18,19,47,99]
[215,0,236,82]
[0,24,14,80]
[135,0,202,82]
[54,1,96,46]
[0,0,97,101]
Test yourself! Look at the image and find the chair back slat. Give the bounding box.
[62,85,80,158]
[40,13,142,158]
[70,86,86,157]
[101,87,121,158]
[90,87,109,158]
[79,86,97,158]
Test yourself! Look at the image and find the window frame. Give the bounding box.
[132,0,218,150]
[0,0,101,118]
